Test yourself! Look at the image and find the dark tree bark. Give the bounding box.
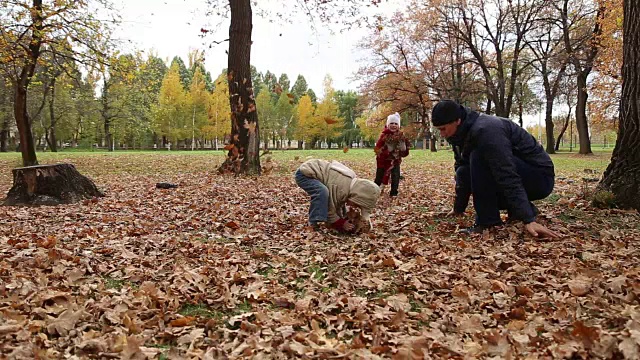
[598,2,640,210]
[13,0,43,166]
[555,111,571,152]
[3,164,104,206]
[218,0,260,175]
[46,77,58,152]
[0,117,9,153]
[574,70,592,154]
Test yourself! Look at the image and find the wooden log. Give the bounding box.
[3,163,104,206]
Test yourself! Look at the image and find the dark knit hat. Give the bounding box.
[431,100,464,126]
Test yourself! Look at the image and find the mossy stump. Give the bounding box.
[3,163,104,206]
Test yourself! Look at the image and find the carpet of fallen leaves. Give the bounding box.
[1,151,639,359]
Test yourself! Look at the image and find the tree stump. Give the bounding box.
[3,163,104,206]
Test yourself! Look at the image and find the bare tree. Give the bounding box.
[556,0,603,154]
[526,5,570,153]
[442,0,545,117]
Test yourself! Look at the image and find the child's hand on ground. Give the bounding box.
[343,221,355,232]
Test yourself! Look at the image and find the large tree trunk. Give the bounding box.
[3,163,104,206]
[575,71,593,154]
[598,3,640,210]
[218,0,260,175]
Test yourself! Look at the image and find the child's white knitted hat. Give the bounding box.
[386,112,401,127]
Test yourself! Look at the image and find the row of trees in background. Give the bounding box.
[0,48,378,152]
[356,0,622,155]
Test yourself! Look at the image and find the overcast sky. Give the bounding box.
[113,0,404,95]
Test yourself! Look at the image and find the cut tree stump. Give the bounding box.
[3,163,104,206]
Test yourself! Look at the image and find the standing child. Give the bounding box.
[295,159,381,233]
[374,112,411,197]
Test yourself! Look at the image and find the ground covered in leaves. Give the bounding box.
[1,149,639,359]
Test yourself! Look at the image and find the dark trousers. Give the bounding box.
[468,151,554,225]
[374,166,401,196]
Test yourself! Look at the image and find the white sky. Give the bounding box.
[113,0,404,95]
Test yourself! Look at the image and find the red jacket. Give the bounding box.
[374,127,410,168]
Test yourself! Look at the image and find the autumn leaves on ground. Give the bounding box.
[0,149,639,359]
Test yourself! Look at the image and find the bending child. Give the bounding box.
[295,159,380,233]
[374,112,411,197]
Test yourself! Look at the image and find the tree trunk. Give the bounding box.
[555,113,570,152]
[218,0,260,175]
[0,117,9,152]
[13,0,44,167]
[15,80,39,166]
[598,2,640,210]
[575,71,592,154]
[545,100,555,154]
[101,77,114,152]
[3,163,104,206]
[47,77,58,152]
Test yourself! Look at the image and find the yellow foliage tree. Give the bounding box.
[355,104,390,143]
[202,73,230,148]
[313,75,344,146]
[294,94,319,145]
[152,62,188,145]
[187,67,209,149]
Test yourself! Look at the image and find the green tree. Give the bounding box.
[333,90,361,147]
[171,56,191,90]
[290,75,309,103]
[278,73,291,94]
[307,88,318,104]
[255,88,276,148]
[274,92,293,148]
[1,0,116,165]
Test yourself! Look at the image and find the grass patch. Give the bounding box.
[103,276,127,290]
[256,265,274,277]
[308,264,326,281]
[178,304,222,319]
[234,300,253,314]
[544,193,561,204]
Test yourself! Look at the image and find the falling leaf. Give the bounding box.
[324,117,338,125]
[343,147,349,153]
[286,93,294,99]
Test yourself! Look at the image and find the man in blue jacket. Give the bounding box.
[432,100,560,239]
